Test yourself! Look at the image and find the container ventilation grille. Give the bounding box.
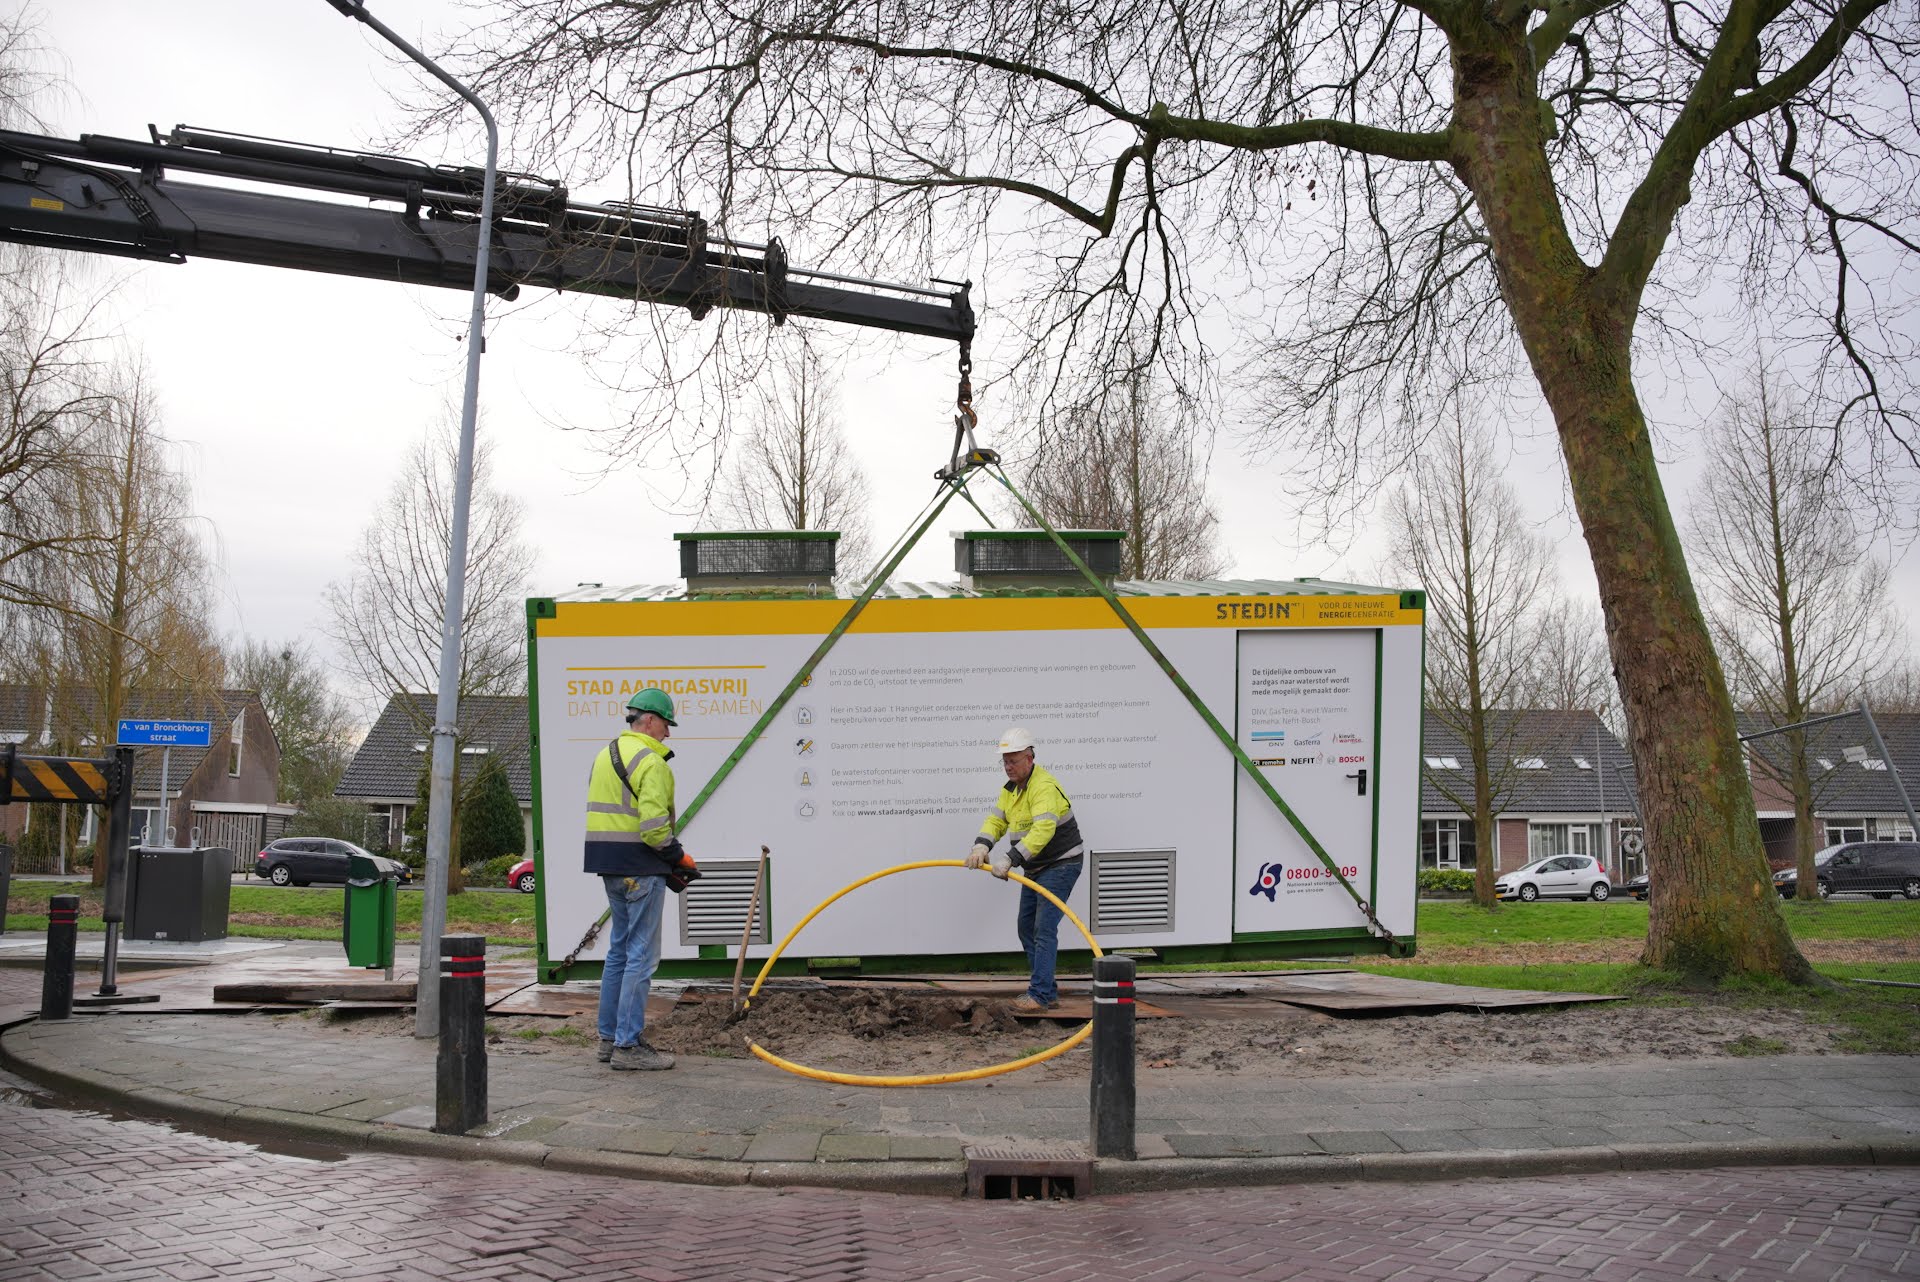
[678,535,836,579]
[1089,849,1175,934]
[956,535,1123,577]
[679,859,769,944]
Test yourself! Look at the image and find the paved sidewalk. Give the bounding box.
[5,1004,1917,1195]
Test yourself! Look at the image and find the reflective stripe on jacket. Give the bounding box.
[583,730,679,878]
[974,763,1084,869]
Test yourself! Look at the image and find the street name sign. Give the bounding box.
[115,719,214,748]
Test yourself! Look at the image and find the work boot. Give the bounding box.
[610,1041,675,1071]
[597,1038,615,1063]
[1009,995,1057,1016]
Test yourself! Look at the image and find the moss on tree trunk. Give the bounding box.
[1447,20,1813,983]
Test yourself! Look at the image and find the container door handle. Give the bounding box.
[1345,768,1368,796]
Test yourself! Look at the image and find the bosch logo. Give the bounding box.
[1248,862,1283,902]
[1337,754,1366,763]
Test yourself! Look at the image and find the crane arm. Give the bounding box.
[0,125,973,343]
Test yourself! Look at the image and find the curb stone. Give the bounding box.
[3,1020,1916,1198]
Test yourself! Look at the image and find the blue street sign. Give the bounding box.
[116,719,214,748]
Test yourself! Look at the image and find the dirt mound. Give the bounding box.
[649,990,1036,1061]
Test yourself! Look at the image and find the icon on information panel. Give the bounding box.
[796,800,816,820]
[795,705,814,725]
[794,738,815,757]
[796,770,814,788]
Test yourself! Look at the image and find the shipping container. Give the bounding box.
[528,531,1425,981]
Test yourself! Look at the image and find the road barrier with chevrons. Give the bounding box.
[0,745,117,805]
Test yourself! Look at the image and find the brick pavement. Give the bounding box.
[1,1067,1916,1280]
[5,1008,1917,1192]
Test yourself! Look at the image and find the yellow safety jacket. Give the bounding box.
[975,763,1085,870]
[583,730,680,878]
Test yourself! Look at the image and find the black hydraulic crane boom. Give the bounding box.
[0,124,973,343]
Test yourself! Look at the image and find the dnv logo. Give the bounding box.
[1248,861,1283,902]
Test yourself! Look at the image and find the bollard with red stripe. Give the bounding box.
[1089,953,1137,1160]
[434,933,488,1134]
[41,893,79,1021]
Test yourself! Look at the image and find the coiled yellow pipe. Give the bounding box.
[740,859,1103,1087]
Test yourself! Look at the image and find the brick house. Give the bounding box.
[0,685,292,870]
[334,693,532,853]
[1739,710,1920,866]
[1419,709,1644,882]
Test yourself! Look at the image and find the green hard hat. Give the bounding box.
[625,687,678,725]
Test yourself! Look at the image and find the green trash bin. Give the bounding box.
[342,853,397,970]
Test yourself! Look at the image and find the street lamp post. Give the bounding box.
[322,0,499,1038]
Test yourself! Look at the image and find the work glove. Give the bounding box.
[964,843,991,870]
[989,849,1013,880]
[665,852,702,895]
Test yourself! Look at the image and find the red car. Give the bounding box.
[508,858,536,894]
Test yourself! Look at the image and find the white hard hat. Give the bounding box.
[999,726,1035,753]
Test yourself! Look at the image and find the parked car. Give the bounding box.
[1625,872,1650,901]
[508,857,535,894]
[255,838,412,888]
[1494,854,1612,902]
[1775,841,1920,900]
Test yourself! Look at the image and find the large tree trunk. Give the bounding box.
[1449,20,1812,982]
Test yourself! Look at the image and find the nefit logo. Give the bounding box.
[1249,861,1283,901]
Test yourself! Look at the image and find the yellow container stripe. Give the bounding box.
[538,594,1421,638]
[72,762,109,795]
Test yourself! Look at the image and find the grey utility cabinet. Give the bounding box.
[125,845,233,942]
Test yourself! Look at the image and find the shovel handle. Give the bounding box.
[730,846,770,1011]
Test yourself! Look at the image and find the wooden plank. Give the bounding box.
[213,981,417,1004]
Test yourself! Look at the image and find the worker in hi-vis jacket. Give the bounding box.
[584,687,700,1071]
[964,726,1087,1014]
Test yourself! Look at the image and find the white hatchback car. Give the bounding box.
[1494,854,1612,902]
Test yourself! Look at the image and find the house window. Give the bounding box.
[1421,818,1477,869]
[1870,819,1915,841]
[228,713,244,777]
[1424,756,1460,770]
[1859,758,1888,771]
[1816,757,1834,771]
[1529,822,1602,862]
[1825,818,1867,845]
[131,807,162,845]
[1513,756,1547,770]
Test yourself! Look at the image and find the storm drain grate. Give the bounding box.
[965,1145,1094,1200]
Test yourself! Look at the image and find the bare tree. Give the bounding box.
[1017,370,1228,579]
[1863,663,1920,715]
[1516,599,1622,731]
[435,0,1920,980]
[38,363,220,881]
[712,337,875,575]
[325,426,532,896]
[1386,414,1556,905]
[227,637,358,806]
[325,426,533,712]
[1687,374,1903,901]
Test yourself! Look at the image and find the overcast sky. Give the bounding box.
[32,0,1920,718]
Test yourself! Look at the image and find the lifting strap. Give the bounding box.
[983,463,1400,950]
[555,470,988,976]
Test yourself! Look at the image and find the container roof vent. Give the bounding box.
[954,529,1124,589]
[676,530,838,592]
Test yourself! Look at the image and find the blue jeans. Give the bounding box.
[1016,859,1083,1005]
[598,874,666,1047]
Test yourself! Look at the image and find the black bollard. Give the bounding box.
[1089,953,1137,1160]
[434,933,488,1135]
[41,894,79,1021]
